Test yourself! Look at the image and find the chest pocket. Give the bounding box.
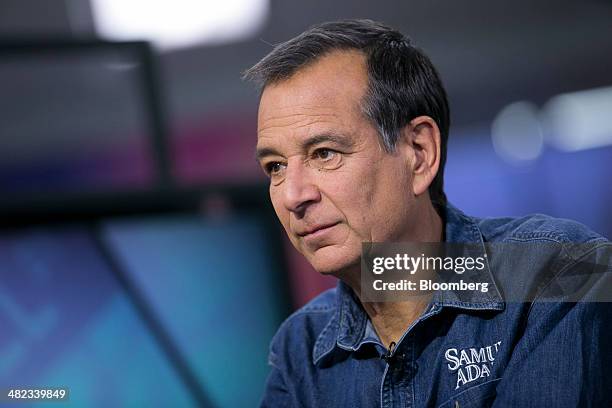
[437,378,501,408]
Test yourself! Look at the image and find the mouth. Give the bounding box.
[297,222,341,238]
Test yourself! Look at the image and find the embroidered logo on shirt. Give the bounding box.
[444,341,502,389]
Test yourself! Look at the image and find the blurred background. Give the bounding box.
[0,0,611,406]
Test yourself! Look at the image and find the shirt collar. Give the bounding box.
[432,202,505,309]
[313,202,505,366]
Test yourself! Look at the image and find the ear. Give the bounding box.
[398,116,441,196]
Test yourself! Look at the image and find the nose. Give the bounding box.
[282,158,321,215]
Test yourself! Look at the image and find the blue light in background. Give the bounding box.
[0,228,195,407]
[445,125,612,238]
[101,214,286,407]
[0,215,287,407]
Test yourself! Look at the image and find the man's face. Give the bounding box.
[256,50,419,275]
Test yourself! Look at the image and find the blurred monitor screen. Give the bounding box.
[0,43,159,195]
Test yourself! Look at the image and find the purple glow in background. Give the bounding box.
[171,114,263,184]
[0,137,154,192]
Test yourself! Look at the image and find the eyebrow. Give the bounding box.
[254,146,281,162]
[255,133,353,162]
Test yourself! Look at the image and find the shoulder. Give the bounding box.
[278,286,337,332]
[476,212,608,245]
[474,212,610,301]
[268,287,338,369]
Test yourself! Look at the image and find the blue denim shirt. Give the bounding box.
[261,204,611,407]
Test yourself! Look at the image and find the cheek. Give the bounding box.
[320,169,376,232]
[330,159,409,237]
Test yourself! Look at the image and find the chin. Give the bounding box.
[305,246,361,276]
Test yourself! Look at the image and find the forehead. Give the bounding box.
[257,50,368,138]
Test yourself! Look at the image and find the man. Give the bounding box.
[243,19,611,407]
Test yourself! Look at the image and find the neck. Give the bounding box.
[343,199,444,347]
[362,298,431,347]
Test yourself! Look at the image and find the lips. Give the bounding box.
[297,222,340,237]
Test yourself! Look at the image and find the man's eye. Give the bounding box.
[265,162,284,176]
[309,148,343,170]
[313,148,337,161]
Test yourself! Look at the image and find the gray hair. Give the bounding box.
[243,19,449,210]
